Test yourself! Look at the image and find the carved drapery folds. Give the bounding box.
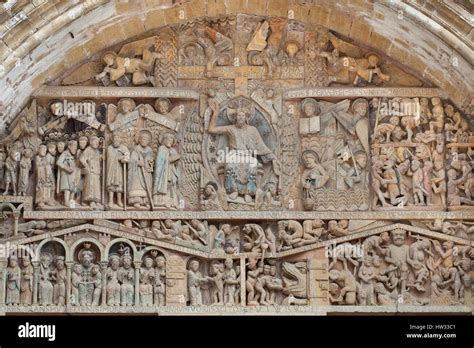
[2,220,470,312]
[0,15,472,314]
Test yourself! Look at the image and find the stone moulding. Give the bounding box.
[22,210,474,220]
[284,87,446,99]
[0,305,471,316]
[33,86,200,99]
[0,12,472,316]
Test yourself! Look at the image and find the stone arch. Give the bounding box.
[137,246,170,264]
[35,237,71,262]
[0,202,17,212]
[0,1,472,126]
[70,238,105,263]
[104,238,139,262]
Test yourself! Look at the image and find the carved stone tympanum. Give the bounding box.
[0,12,471,316]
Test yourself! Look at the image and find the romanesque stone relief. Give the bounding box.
[328,228,472,306]
[0,15,472,314]
[95,30,178,88]
[370,97,473,211]
[245,254,308,306]
[293,97,370,211]
[1,220,471,312]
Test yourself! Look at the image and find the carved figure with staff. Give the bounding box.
[105,132,130,209]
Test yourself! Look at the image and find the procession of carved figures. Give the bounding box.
[4,238,308,307]
[4,222,472,308]
[0,95,471,213]
[0,15,473,312]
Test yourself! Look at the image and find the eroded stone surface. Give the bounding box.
[0,7,472,315]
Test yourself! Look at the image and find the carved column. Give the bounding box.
[65,261,74,306]
[100,261,108,306]
[12,211,20,236]
[133,261,141,306]
[240,256,246,306]
[164,255,186,306]
[0,258,7,305]
[32,261,39,305]
[308,258,329,306]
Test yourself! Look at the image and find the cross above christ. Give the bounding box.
[178,64,267,96]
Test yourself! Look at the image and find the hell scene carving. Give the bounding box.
[0,15,472,314]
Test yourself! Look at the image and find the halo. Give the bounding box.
[353,150,367,159]
[142,256,154,265]
[365,52,380,64]
[154,98,171,113]
[183,42,197,50]
[226,97,256,124]
[205,181,218,191]
[301,98,319,115]
[183,42,200,54]
[264,86,276,95]
[137,129,152,142]
[285,40,301,53]
[77,248,96,264]
[248,51,263,66]
[117,98,136,113]
[101,51,117,64]
[351,98,369,114]
[301,149,319,162]
[158,131,176,145]
[108,254,120,262]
